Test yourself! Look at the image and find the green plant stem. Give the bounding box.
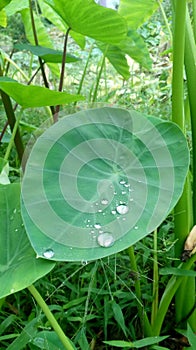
[185,7,196,223]
[4,109,23,162]
[127,246,152,337]
[152,255,196,335]
[54,27,71,122]
[76,43,94,98]
[172,0,186,129]
[28,285,74,350]
[157,0,173,44]
[151,229,159,327]
[91,53,106,102]
[192,0,196,41]
[29,0,55,116]
[0,89,24,162]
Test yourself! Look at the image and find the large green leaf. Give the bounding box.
[118,0,159,29]
[4,0,28,16]
[0,0,11,11]
[0,77,84,108]
[0,184,55,299]
[46,0,127,45]
[14,43,80,63]
[98,29,152,79]
[21,107,189,262]
[20,8,60,77]
[98,43,130,80]
[0,9,7,27]
[37,0,86,50]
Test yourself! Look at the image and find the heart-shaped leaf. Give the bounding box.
[0,77,84,108]
[46,0,127,45]
[21,107,189,262]
[14,43,80,63]
[0,183,55,298]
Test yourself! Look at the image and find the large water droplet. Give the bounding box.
[94,223,101,229]
[43,249,55,259]
[101,199,109,205]
[116,204,129,215]
[119,179,126,185]
[97,232,114,247]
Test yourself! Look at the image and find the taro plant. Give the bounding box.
[0,0,196,349]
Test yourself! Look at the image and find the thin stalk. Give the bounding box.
[76,43,94,97]
[4,109,23,162]
[28,285,75,350]
[172,0,186,129]
[152,255,196,335]
[3,53,29,81]
[185,7,196,223]
[127,246,152,337]
[151,229,159,327]
[0,120,9,143]
[157,0,173,44]
[54,27,71,122]
[0,89,24,162]
[28,0,55,116]
[192,0,196,41]
[91,54,106,102]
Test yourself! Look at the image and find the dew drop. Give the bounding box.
[119,180,126,185]
[124,183,130,188]
[97,232,114,247]
[134,226,138,230]
[94,223,101,229]
[43,249,55,259]
[116,204,129,215]
[122,191,126,195]
[98,209,102,213]
[81,260,88,265]
[111,210,116,215]
[13,209,17,214]
[10,288,15,293]
[101,199,109,205]
[15,228,18,232]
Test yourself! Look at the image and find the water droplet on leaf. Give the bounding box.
[97,232,114,247]
[94,223,101,229]
[119,180,126,185]
[43,249,55,259]
[116,204,129,215]
[101,199,109,205]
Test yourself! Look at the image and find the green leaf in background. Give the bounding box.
[122,30,152,70]
[14,43,80,63]
[4,0,28,16]
[0,183,55,298]
[21,107,189,262]
[112,300,127,337]
[6,318,39,350]
[0,77,84,108]
[37,0,86,50]
[104,336,169,348]
[159,268,196,277]
[0,158,10,185]
[0,9,7,27]
[118,0,159,29]
[20,8,60,77]
[31,331,66,350]
[0,0,12,11]
[98,29,152,78]
[97,43,130,80]
[187,324,196,349]
[46,0,127,45]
